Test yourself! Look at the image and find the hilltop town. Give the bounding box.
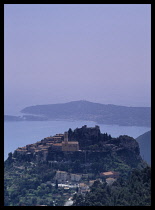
[11,126,121,198]
[5,125,149,206]
[15,130,79,161]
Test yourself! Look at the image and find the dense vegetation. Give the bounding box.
[72,166,151,206]
[4,160,72,206]
[20,100,151,126]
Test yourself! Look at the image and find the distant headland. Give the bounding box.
[4,100,151,127]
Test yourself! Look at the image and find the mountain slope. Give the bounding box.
[136,130,151,165]
[21,100,151,127]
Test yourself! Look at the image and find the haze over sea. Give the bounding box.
[4,120,150,161]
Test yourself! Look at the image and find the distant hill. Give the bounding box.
[20,100,151,127]
[136,130,151,165]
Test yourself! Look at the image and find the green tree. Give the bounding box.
[31,197,37,205]
[72,194,85,206]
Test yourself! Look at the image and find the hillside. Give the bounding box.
[20,100,151,127]
[136,130,151,165]
[72,166,151,206]
[4,125,149,206]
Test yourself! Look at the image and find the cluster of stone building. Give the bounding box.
[54,170,119,194]
[15,131,79,161]
[55,170,82,183]
[54,170,94,194]
[15,125,101,158]
[39,132,79,152]
[55,170,119,183]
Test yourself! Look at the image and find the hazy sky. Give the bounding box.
[4,4,151,115]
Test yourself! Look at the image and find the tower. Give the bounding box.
[64,132,68,143]
[62,131,79,152]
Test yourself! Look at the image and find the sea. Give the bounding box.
[4,120,150,161]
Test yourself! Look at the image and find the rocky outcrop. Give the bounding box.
[68,125,106,149]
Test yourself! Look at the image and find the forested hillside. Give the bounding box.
[72,166,151,206]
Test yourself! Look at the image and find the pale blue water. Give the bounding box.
[4,120,150,160]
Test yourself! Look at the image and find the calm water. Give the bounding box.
[4,120,150,160]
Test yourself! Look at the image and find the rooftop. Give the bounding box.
[101,171,119,176]
[56,170,68,174]
[62,141,79,144]
[53,136,62,139]
[53,143,62,146]
[101,171,114,176]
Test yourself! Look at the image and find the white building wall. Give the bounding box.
[55,171,69,182]
[70,174,81,182]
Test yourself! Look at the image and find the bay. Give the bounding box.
[4,120,150,160]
